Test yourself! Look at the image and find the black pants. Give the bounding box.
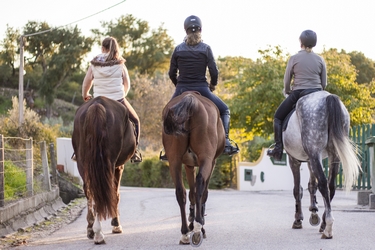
[172,84,229,116]
[274,89,321,120]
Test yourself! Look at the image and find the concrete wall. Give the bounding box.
[56,137,82,185]
[0,188,65,236]
[237,148,310,191]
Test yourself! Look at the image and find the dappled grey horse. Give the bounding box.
[282,91,361,239]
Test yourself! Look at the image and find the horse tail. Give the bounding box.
[326,94,361,191]
[163,94,197,136]
[83,103,116,220]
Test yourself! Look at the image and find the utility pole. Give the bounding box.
[18,35,24,125]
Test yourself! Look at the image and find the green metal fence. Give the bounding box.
[323,124,374,190]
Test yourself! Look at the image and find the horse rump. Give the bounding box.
[163,94,197,136]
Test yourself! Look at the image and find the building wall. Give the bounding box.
[237,148,310,191]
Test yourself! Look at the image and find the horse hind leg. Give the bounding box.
[309,155,334,239]
[86,197,95,239]
[93,213,105,244]
[111,165,124,234]
[320,153,340,238]
[170,162,190,245]
[185,165,196,232]
[307,162,321,227]
[289,156,304,229]
[111,217,123,233]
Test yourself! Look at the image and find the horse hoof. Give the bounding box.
[292,220,303,229]
[112,225,123,234]
[179,234,190,245]
[94,239,106,244]
[87,228,94,239]
[319,223,326,233]
[309,213,321,226]
[190,231,203,247]
[321,233,333,239]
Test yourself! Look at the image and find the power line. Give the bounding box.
[23,0,126,37]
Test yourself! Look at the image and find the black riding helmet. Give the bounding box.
[184,15,202,33]
[300,30,317,48]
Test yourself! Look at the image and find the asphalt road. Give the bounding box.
[14,187,375,250]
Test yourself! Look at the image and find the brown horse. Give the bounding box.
[72,96,136,244]
[162,91,225,246]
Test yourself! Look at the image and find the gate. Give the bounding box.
[324,124,374,190]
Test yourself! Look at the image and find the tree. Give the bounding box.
[322,48,375,125]
[0,25,20,86]
[128,73,174,152]
[221,46,288,138]
[347,51,375,84]
[23,21,93,116]
[92,14,175,75]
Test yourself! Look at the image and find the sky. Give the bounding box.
[1,0,375,61]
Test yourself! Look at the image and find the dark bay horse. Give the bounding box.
[282,91,361,239]
[162,91,225,246]
[72,96,136,244]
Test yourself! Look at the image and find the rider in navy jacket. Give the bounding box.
[167,15,239,156]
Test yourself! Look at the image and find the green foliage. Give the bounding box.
[322,48,375,125]
[244,136,273,162]
[121,156,235,190]
[221,46,288,138]
[121,157,175,188]
[0,96,61,144]
[0,95,12,115]
[129,73,174,151]
[209,156,234,189]
[93,14,175,75]
[4,161,27,199]
[347,51,375,84]
[0,25,20,86]
[23,21,93,113]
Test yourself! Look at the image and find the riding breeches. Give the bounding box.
[274,90,304,120]
[172,85,229,115]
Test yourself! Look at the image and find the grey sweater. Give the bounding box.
[284,50,327,94]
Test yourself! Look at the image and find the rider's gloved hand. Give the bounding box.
[209,84,216,92]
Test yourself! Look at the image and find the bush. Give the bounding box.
[4,161,27,200]
[121,157,175,188]
[121,155,236,190]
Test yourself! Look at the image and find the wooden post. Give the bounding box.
[49,143,58,186]
[40,141,51,191]
[26,138,33,197]
[0,135,4,207]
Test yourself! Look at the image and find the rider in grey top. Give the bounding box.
[267,30,327,161]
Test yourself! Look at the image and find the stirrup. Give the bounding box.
[71,153,77,162]
[223,139,240,156]
[159,150,168,161]
[131,150,142,163]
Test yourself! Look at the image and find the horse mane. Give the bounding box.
[82,102,117,220]
[163,94,197,136]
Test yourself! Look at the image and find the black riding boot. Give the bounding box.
[221,113,239,156]
[267,118,283,161]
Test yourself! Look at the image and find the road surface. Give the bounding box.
[13,187,375,250]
